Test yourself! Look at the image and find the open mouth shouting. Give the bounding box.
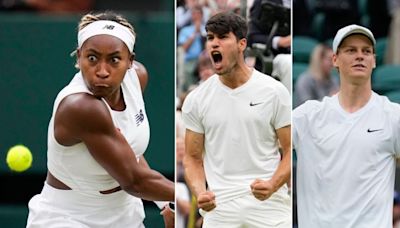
[211,51,223,71]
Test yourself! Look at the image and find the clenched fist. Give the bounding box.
[250,179,276,201]
[197,191,216,211]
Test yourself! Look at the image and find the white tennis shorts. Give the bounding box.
[201,190,291,228]
[27,182,145,228]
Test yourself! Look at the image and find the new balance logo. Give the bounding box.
[135,109,144,126]
[102,25,115,30]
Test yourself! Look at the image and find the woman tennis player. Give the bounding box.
[26,11,174,228]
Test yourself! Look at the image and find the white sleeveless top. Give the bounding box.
[47,69,150,192]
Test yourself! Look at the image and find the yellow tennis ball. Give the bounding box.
[6,145,33,172]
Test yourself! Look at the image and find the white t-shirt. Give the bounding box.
[294,92,400,228]
[182,69,291,203]
[47,69,150,193]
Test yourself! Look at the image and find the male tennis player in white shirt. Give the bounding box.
[182,11,291,227]
[294,24,400,228]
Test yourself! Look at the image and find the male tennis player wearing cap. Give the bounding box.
[294,24,400,228]
[182,12,291,227]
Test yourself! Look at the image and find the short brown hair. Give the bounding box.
[205,11,247,40]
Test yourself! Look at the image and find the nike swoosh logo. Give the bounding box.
[250,102,264,106]
[367,128,383,133]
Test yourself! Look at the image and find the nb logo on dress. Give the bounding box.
[135,109,144,126]
[102,25,115,30]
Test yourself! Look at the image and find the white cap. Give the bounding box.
[332,24,376,53]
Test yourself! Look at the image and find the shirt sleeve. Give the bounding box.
[272,83,291,129]
[292,107,300,149]
[393,106,400,158]
[181,91,204,134]
[292,100,321,155]
[395,127,400,158]
[272,36,281,50]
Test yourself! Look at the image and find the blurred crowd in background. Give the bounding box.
[293,0,400,108]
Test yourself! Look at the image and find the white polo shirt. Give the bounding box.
[182,69,291,203]
[294,92,400,228]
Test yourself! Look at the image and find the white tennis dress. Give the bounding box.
[27,68,150,228]
[294,93,400,228]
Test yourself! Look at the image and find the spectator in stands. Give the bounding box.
[197,51,214,82]
[272,53,292,92]
[188,50,214,90]
[177,0,210,31]
[247,0,291,83]
[294,44,339,107]
[26,11,174,228]
[178,4,206,93]
[204,0,241,15]
[247,0,291,57]
[184,51,215,94]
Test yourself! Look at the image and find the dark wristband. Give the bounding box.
[168,202,175,212]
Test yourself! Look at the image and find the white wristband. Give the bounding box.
[154,201,169,210]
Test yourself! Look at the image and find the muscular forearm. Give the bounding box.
[269,149,291,192]
[251,147,291,201]
[122,169,174,201]
[183,156,206,198]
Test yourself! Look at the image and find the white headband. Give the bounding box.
[78,20,135,53]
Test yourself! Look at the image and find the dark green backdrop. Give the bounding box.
[0,12,174,227]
